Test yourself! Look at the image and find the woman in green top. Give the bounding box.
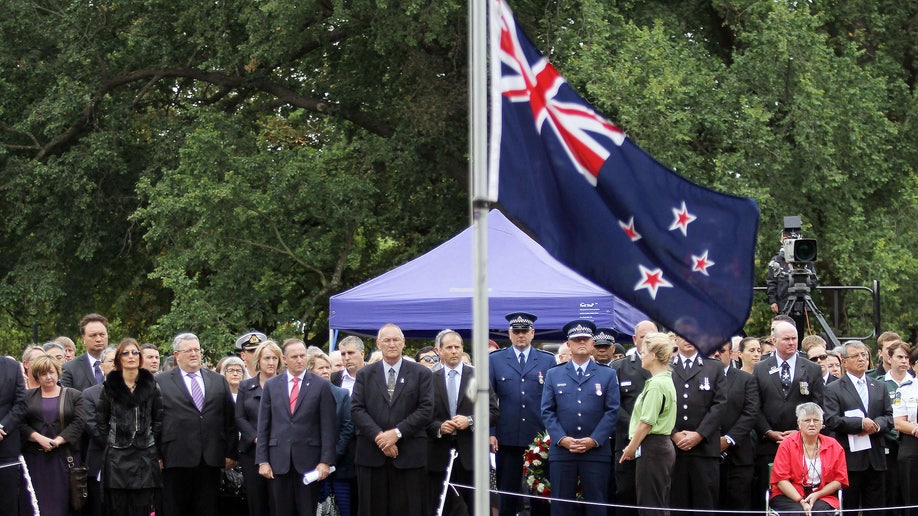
[620,332,677,516]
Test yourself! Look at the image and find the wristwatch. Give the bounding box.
[467,416,474,429]
[394,428,402,439]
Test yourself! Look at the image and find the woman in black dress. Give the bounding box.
[95,338,163,516]
[20,354,85,515]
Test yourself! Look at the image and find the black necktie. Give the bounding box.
[519,353,526,369]
[781,362,791,394]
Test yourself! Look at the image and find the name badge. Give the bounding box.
[769,367,780,375]
[621,380,632,387]
[557,383,567,387]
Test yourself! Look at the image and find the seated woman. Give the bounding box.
[769,402,848,516]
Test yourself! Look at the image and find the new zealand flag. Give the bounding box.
[490,0,760,355]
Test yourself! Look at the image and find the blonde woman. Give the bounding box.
[620,332,676,516]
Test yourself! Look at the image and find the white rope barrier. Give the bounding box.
[448,482,918,514]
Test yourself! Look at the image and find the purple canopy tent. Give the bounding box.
[328,210,647,340]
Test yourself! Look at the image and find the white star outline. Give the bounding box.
[691,250,715,276]
[634,264,673,300]
[669,201,697,237]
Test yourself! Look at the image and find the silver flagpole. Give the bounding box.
[469,0,491,515]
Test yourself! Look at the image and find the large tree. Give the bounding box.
[1,0,916,356]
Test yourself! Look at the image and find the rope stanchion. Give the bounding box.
[446,482,918,515]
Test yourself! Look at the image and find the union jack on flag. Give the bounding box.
[489,0,760,355]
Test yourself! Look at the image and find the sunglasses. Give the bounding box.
[120,350,141,356]
[420,356,440,363]
[809,354,828,362]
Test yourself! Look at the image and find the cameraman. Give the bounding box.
[766,226,817,337]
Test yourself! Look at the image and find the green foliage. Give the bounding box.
[1,0,916,358]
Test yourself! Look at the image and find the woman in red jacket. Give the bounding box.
[769,402,848,516]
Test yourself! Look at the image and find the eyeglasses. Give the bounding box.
[420,356,440,363]
[120,350,141,356]
[224,368,244,375]
[177,348,201,355]
[809,354,828,362]
[847,352,869,360]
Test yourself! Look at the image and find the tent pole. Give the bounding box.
[470,0,490,514]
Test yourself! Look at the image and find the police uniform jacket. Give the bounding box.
[610,353,651,451]
[541,360,620,462]
[671,355,728,458]
[489,346,554,447]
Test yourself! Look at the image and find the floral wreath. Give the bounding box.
[522,431,551,496]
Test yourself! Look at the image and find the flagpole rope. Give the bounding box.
[447,482,918,514]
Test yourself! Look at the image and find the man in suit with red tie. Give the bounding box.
[427,330,499,514]
[351,323,434,516]
[824,340,894,515]
[156,333,238,516]
[256,340,337,516]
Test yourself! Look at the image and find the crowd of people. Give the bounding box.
[1,311,918,516]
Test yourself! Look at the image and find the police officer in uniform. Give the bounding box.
[591,329,617,367]
[669,333,728,516]
[610,320,656,516]
[542,320,620,516]
[489,312,555,516]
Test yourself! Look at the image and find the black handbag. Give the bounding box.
[60,388,89,511]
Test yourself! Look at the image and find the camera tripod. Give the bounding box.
[780,269,841,349]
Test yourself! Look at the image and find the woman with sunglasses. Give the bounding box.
[95,337,164,515]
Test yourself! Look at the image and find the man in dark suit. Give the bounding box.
[331,335,367,396]
[0,355,27,516]
[351,323,434,516]
[82,346,117,516]
[752,320,825,508]
[256,340,337,516]
[489,312,555,516]
[427,330,499,515]
[709,341,758,510]
[669,333,728,516]
[610,320,656,516]
[541,320,620,516]
[824,340,894,515]
[157,332,238,516]
[61,313,110,391]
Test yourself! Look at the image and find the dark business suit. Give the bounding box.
[489,346,555,516]
[752,354,824,508]
[669,355,728,515]
[157,367,238,516]
[427,364,499,515]
[824,373,894,513]
[330,369,360,516]
[717,365,759,510]
[541,360,620,516]
[235,375,272,516]
[351,359,434,516]
[82,383,106,516]
[61,352,102,391]
[0,356,26,516]
[256,371,337,516]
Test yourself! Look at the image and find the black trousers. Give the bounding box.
[847,468,886,516]
[634,434,674,516]
[614,450,638,516]
[162,464,221,516]
[240,450,273,515]
[718,459,754,510]
[899,436,918,516]
[495,446,526,516]
[429,464,473,516]
[272,469,320,516]
[769,494,834,516]
[0,459,20,516]
[357,461,428,516]
[669,454,719,516]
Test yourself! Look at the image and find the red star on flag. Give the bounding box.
[619,217,641,242]
[669,201,696,236]
[634,265,673,300]
[692,250,715,276]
